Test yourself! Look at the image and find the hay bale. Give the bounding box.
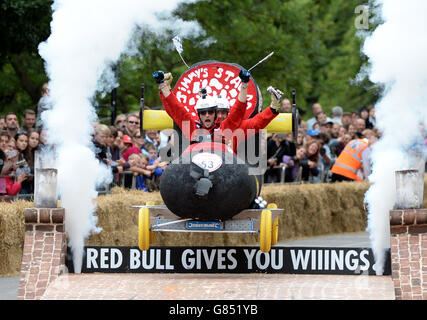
[260,182,370,242]
[1,176,426,276]
[0,200,31,275]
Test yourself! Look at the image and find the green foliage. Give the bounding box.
[0,0,379,122]
[0,0,52,114]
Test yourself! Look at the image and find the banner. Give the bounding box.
[66,246,391,275]
[173,61,262,121]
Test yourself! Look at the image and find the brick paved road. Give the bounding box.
[41,273,394,300]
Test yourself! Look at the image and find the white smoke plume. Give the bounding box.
[361,1,427,275]
[38,0,202,273]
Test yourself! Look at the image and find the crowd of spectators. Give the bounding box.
[0,110,41,200]
[91,113,170,192]
[264,102,380,184]
[4,84,424,201]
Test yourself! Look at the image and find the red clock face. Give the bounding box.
[172,61,261,120]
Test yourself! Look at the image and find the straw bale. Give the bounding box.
[1,176,426,275]
[0,200,31,275]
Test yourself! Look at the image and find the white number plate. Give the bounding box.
[191,152,222,172]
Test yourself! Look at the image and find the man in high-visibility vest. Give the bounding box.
[330,138,369,182]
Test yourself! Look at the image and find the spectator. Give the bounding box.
[132,129,146,154]
[14,132,34,194]
[0,171,27,200]
[121,134,141,162]
[130,154,152,192]
[264,133,296,183]
[355,118,366,138]
[106,126,117,154]
[24,129,39,169]
[20,109,36,134]
[312,122,321,132]
[330,122,340,139]
[105,126,127,182]
[346,123,357,139]
[0,132,7,175]
[145,130,160,151]
[114,114,127,129]
[299,120,308,132]
[36,83,51,130]
[318,132,333,179]
[361,130,378,180]
[0,137,26,199]
[366,105,376,129]
[92,124,110,165]
[145,142,167,190]
[107,127,123,162]
[319,121,333,138]
[1,138,17,176]
[341,112,352,126]
[351,112,359,124]
[5,112,19,139]
[296,130,305,148]
[15,132,29,161]
[301,141,321,182]
[307,103,323,130]
[330,137,369,182]
[281,146,306,182]
[338,125,347,138]
[281,98,292,113]
[38,129,52,151]
[305,129,319,145]
[123,113,140,137]
[0,146,4,176]
[332,133,352,158]
[331,106,343,125]
[0,116,6,131]
[358,106,369,124]
[0,132,10,153]
[315,111,332,126]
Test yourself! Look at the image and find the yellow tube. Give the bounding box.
[142,110,293,134]
[265,113,293,133]
[142,110,174,130]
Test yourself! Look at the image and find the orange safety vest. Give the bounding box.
[331,139,368,181]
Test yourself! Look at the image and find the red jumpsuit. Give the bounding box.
[160,91,247,144]
[229,106,279,154]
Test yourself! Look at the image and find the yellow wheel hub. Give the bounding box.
[138,207,150,251]
[259,209,272,253]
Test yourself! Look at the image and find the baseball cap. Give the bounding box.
[306,129,319,137]
[123,135,132,144]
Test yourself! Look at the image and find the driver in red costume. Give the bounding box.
[152,69,250,145]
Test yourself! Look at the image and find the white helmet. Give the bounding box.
[215,95,230,112]
[194,88,217,114]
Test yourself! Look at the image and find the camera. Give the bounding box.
[15,159,32,177]
[7,150,18,158]
[15,166,31,177]
[16,159,28,167]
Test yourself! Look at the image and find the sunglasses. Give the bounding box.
[199,110,215,116]
[128,121,140,125]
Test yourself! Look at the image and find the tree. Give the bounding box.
[0,0,380,121]
[0,0,53,113]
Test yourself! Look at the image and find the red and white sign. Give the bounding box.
[173,61,261,121]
